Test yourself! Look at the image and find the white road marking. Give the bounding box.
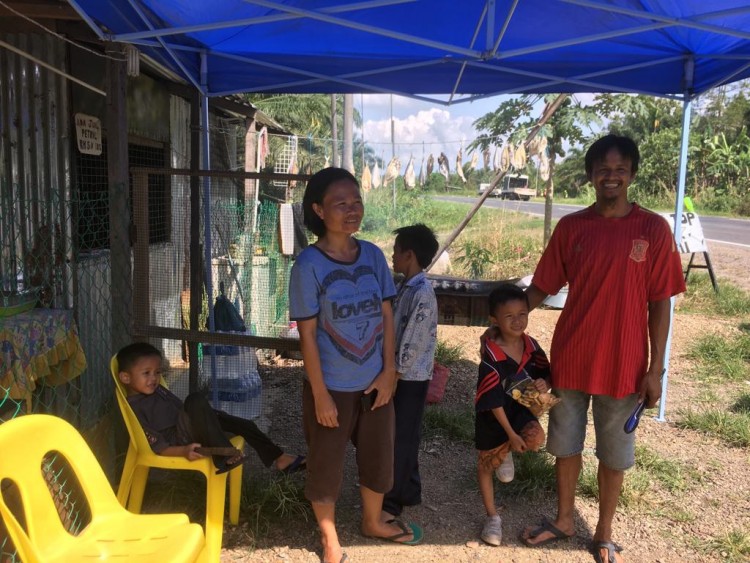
[706,239,750,249]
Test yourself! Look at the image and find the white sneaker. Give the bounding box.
[481,514,503,546]
[495,453,514,483]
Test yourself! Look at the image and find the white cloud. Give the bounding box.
[360,107,481,173]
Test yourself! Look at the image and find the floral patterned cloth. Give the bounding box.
[0,309,87,411]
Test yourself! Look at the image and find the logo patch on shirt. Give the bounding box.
[629,239,649,262]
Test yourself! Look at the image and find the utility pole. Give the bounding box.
[331,94,338,167]
[343,94,354,173]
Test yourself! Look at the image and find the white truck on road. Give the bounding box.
[477,175,534,200]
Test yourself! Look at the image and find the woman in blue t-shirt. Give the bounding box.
[289,168,423,563]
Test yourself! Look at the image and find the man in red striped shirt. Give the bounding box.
[520,134,685,563]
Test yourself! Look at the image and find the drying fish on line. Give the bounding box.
[483,147,491,170]
[361,163,372,192]
[404,156,416,189]
[418,159,425,187]
[469,151,479,169]
[426,153,434,177]
[372,160,382,188]
[438,152,450,180]
[492,146,501,171]
[512,143,527,170]
[384,156,401,185]
[456,149,466,183]
[500,143,512,172]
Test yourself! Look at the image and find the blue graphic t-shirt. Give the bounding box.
[289,239,397,391]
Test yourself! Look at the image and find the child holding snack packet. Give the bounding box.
[475,284,558,546]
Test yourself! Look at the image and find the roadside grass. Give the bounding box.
[423,404,474,444]
[577,445,699,509]
[455,230,542,280]
[731,393,750,414]
[503,450,557,497]
[360,190,548,280]
[706,529,750,562]
[677,407,750,448]
[680,274,750,317]
[434,338,465,365]
[360,188,500,242]
[686,331,750,382]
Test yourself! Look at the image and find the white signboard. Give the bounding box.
[74,113,102,155]
[660,211,708,254]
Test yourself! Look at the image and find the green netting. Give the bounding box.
[205,197,291,338]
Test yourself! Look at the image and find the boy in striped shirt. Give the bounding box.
[475,284,550,546]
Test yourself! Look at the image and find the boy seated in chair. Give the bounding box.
[117,342,306,475]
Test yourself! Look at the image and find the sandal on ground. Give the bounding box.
[364,519,423,545]
[280,454,307,474]
[519,517,575,547]
[321,552,348,563]
[215,452,250,475]
[591,541,623,563]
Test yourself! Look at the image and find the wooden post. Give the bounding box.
[188,89,202,392]
[106,43,132,352]
[132,171,150,329]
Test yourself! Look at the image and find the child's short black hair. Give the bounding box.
[392,223,439,269]
[585,133,640,177]
[488,283,529,316]
[117,342,162,373]
[302,167,360,237]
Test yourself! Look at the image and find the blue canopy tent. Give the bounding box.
[68,0,750,419]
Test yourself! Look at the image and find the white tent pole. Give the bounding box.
[657,91,692,422]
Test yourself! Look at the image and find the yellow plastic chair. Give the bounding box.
[110,355,244,562]
[0,414,206,562]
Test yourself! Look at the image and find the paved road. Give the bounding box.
[436,196,750,248]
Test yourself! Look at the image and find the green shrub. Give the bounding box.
[434,339,465,365]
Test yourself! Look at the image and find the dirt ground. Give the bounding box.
[220,242,750,563]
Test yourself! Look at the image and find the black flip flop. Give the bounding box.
[281,454,307,474]
[215,453,250,475]
[519,517,575,547]
[591,541,623,563]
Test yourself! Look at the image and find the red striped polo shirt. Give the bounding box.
[532,203,686,398]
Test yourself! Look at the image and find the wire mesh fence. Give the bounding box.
[1,111,312,558]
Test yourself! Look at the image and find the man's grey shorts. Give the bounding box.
[546,388,639,471]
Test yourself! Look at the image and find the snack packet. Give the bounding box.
[505,370,560,417]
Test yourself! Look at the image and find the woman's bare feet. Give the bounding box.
[520,517,575,546]
[321,533,344,563]
[274,453,306,473]
[361,518,421,544]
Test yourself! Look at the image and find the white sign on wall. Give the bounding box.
[660,211,708,254]
[74,113,102,155]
